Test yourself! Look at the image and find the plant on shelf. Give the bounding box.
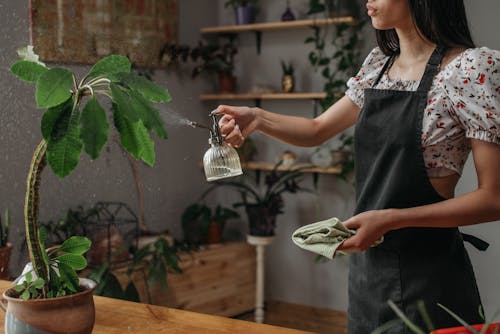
[181,203,240,246]
[160,36,238,93]
[224,0,259,25]
[5,45,171,333]
[202,162,312,237]
[372,300,500,334]
[0,209,12,279]
[280,60,295,93]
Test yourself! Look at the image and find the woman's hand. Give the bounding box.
[338,210,395,252]
[212,105,260,148]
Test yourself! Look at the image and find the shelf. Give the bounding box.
[200,92,327,101]
[242,161,342,175]
[200,17,356,34]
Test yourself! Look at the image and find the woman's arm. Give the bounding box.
[340,139,500,251]
[214,95,360,147]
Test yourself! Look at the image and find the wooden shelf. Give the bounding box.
[200,92,327,101]
[242,161,342,175]
[201,17,356,34]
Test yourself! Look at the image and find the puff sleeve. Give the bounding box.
[443,47,500,144]
[345,47,389,108]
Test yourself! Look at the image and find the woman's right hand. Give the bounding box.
[212,105,260,148]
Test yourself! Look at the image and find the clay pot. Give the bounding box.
[218,72,236,93]
[3,278,96,334]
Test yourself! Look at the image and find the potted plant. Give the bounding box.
[3,45,171,333]
[280,60,295,93]
[181,203,240,245]
[224,0,259,25]
[0,209,12,279]
[203,162,311,237]
[160,37,238,93]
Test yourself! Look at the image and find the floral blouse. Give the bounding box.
[346,47,500,177]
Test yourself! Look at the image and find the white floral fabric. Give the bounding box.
[346,47,500,177]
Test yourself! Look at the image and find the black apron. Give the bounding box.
[349,46,483,333]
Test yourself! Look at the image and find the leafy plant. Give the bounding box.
[202,162,312,235]
[10,45,171,299]
[0,209,11,248]
[181,203,240,245]
[160,36,238,77]
[89,237,181,303]
[224,0,258,9]
[372,300,500,334]
[281,60,295,76]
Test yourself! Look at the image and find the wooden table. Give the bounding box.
[0,280,314,334]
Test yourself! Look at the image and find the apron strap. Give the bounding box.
[416,45,447,93]
[461,232,490,251]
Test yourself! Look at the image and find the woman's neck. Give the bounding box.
[395,25,436,68]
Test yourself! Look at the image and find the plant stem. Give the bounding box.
[24,139,50,289]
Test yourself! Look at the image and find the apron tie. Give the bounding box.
[461,233,489,251]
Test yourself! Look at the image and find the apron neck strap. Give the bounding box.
[372,54,395,88]
[416,45,447,93]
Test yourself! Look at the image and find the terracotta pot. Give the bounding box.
[218,73,236,93]
[2,278,96,334]
[206,221,222,244]
[0,243,12,279]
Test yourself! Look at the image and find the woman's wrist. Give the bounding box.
[252,107,264,132]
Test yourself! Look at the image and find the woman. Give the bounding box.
[215,0,500,332]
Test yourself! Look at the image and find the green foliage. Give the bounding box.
[373,300,500,334]
[160,36,238,77]
[89,236,181,303]
[281,60,295,75]
[12,45,171,300]
[14,272,45,300]
[181,203,239,245]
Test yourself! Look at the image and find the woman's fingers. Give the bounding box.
[225,125,245,148]
[219,118,236,136]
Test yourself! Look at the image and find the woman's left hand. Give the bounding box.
[338,210,395,252]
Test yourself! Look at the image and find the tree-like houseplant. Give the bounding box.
[4,46,171,333]
[224,0,259,25]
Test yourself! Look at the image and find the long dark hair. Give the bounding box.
[376,0,475,55]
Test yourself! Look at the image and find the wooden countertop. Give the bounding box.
[0,280,314,334]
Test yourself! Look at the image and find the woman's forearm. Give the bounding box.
[386,188,500,231]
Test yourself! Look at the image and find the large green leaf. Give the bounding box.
[36,68,73,109]
[46,105,83,178]
[110,83,167,139]
[11,60,48,82]
[56,253,87,271]
[41,98,73,140]
[57,262,79,293]
[113,105,155,166]
[128,90,168,139]
[80,97,109,159]
[87,55,131,79]
[114,72,171,103]
[58,236,91,255]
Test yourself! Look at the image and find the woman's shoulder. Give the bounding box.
[441,46,500,80]
[361,46,389,69]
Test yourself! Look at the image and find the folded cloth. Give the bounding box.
[291,217,383,259]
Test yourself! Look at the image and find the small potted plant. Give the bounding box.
[203,162,311,237]
[0,209,12,279]
[281,60,295,93]
[224,0,259,25]
[160,37,238,93]
[4,45,171,333]
[181,203,240,245]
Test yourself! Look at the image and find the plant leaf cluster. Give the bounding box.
[160,36,238,78]
[11,48,171,178]
[15,236,91,300]
[224,0,258,9]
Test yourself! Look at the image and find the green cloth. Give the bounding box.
[291,217,383,259]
